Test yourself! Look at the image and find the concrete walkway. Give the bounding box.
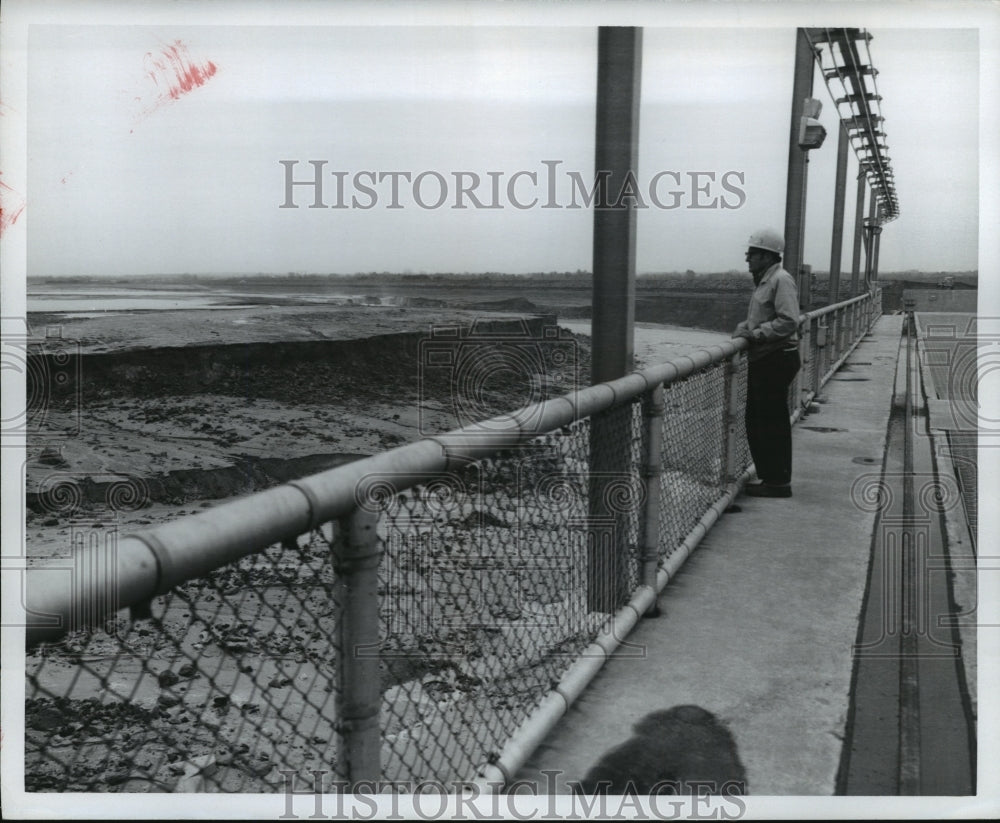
[516,314,904,795]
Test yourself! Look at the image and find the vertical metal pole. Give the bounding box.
[590,26,641,384]
[723,353,745,482]
[829,122,849,305]
[818,319,829,383]
[850,168,866,296]
[796,319,811,415]
[872,221,883,286]
[588,26,642,612]
[810,316,822,400]
[640,385,664,611]
[332,508,382,787]
[784,28,815,310]
[863,188,877,287]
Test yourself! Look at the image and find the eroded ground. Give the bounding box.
[22,302,723,792]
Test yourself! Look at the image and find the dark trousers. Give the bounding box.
[745,348,801,485]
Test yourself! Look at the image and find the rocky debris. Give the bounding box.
[21,311,614,793]
[199,710,222,731]
[39,447,69,467]
[157,692,181,709]
[157,669,180,688]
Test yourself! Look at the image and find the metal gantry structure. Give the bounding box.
[810,28,899,220]
[783,28,899,306]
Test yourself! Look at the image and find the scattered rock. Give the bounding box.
[39,447,69,467]
[105,770,130,785]
[31,706,64,731]
[178,663,196,678]
[157,692,181,709]
[157,670,180,688]
[199,711,222,731]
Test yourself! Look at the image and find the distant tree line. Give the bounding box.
[27,269,978,289]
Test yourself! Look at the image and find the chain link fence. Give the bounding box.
[26,525,344,792]
[794,289,883,414]
[370,405,643,784]
[23,294,880,793]
[657,362,739,563]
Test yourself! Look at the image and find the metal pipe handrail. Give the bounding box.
[801,288,872,321]
[23,338,744,646]
[24,295,875,648]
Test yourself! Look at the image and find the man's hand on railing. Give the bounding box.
[731,322,753,345]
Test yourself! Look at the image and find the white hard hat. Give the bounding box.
[747,229,785,255]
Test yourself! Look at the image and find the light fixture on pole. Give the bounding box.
[798,97,827,149]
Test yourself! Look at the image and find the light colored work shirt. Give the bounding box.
[737,263,800,361]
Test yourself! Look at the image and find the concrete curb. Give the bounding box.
[914,328,978,715]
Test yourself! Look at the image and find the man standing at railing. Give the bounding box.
[732,229,801,498]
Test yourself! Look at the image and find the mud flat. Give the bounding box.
[24,306,571,504]
[22,300,724,792]
[24,303,723,516]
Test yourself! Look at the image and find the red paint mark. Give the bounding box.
[0,173,26,238]
[132,39,218,129]
[145,40,217,100]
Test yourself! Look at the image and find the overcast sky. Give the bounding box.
[10,11,986,277]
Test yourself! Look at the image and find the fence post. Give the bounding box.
[811,316,823,398]
[796,317,812,414]
[831,311,842,363]
[722,353,744,484]
[331,507,382,787]
[588,25,642,614]
[640,385,665,603]
[815,318,828,386]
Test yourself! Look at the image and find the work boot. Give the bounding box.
[743,481,792,498]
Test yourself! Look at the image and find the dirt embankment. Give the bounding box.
[35,314,561,400]
[26,314,589,513]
